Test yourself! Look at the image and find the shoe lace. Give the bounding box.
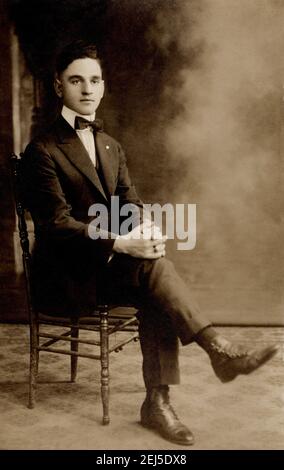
[210,341,248,359]
[168,404,179,420]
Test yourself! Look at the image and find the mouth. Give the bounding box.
[80,99,95,102]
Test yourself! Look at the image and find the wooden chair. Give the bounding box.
[10,153,139,425]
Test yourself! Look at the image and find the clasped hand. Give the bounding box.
[113,219,167,259]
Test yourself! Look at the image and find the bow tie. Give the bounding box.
[75,116,104,132]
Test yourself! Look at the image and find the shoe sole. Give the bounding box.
[140,419,195,446]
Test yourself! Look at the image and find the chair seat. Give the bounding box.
[38,306,138,326]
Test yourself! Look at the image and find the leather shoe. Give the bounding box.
[140,386,194,446]
[207,336,279,383]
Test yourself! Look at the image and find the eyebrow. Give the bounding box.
[68,75,102,80]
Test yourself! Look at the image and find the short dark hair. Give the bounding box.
[55,40,102,76]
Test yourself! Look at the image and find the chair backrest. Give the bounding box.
[10,153,35,319]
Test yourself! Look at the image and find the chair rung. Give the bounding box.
[39,332,100,346]
[108,327,138,336]
[108,317,138,335]
[107,314,138,320]
[39,321,100,332]
[109,334,139,353]
[39,330,72,348]
[38,346,100,360]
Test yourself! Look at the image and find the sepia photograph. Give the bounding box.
[0,0,283,453]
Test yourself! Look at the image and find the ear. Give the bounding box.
[54,76,63,98]
[99,80,105,99]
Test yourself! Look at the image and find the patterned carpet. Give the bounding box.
[0,324,283,450]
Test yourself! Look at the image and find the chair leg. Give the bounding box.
[100,307,110,425]
[70,318,79,382]
[28,319,38,409]
[35,322,39,375]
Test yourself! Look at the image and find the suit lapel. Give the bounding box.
[55,116,109,201]
[95,133,117,196]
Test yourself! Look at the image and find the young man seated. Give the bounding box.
[23,40,279,446]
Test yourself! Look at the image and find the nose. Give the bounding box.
[81,80,93,95]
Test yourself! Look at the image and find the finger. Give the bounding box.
[141,229,152,240]
[141,220,154,231]
[144,247,161,258]
[150,229,163,240]
[143,219,154,227]
[144,239,154,247]
[153,238,167,246]
[147,238,163,247]
[154,235,168,243]
[145,252,163,259]
[154,244,165,253]
[130,225,144,239]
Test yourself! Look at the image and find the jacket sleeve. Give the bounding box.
[23,141,115,264]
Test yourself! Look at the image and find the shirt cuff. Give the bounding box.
[107,235,120,263]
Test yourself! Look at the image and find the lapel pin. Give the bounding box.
[106,145,110,150]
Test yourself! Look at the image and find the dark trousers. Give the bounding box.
[103,255,211,388]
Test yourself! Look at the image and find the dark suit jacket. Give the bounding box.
[23,116,143,314]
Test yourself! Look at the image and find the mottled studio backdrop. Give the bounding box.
[4,0,284,323]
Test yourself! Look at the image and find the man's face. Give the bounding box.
[54,57,104,115]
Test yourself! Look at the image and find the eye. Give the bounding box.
[92,79,101,85]
[71,79,80,85]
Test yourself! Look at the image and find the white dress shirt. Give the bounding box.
[61,105,97,167]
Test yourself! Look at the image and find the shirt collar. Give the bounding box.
[61,105,96,130]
